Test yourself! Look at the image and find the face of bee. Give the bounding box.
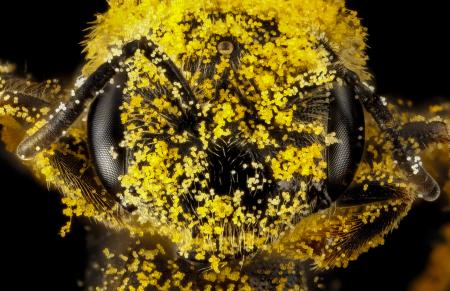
[4,1,447,287]
[103,9,366,262]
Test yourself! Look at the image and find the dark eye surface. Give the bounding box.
[88,73,127,196]
[325,83,365,203]
[217,41,234,55]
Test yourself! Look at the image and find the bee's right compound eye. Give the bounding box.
[325,82,365,203]
[87,73,127,197]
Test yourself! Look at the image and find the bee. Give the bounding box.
[1,0,449,289]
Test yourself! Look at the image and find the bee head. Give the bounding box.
[85,8,368,264]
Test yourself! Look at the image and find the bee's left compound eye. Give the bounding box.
[87,73,127,197]
[325,82,365,204]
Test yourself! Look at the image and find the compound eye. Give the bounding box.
[217,40,234,55]
[325,82,365,203]
[87,73,127,197]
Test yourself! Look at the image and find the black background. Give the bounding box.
[0,1,449,290]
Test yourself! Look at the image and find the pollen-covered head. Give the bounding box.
[84,0,368,263]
